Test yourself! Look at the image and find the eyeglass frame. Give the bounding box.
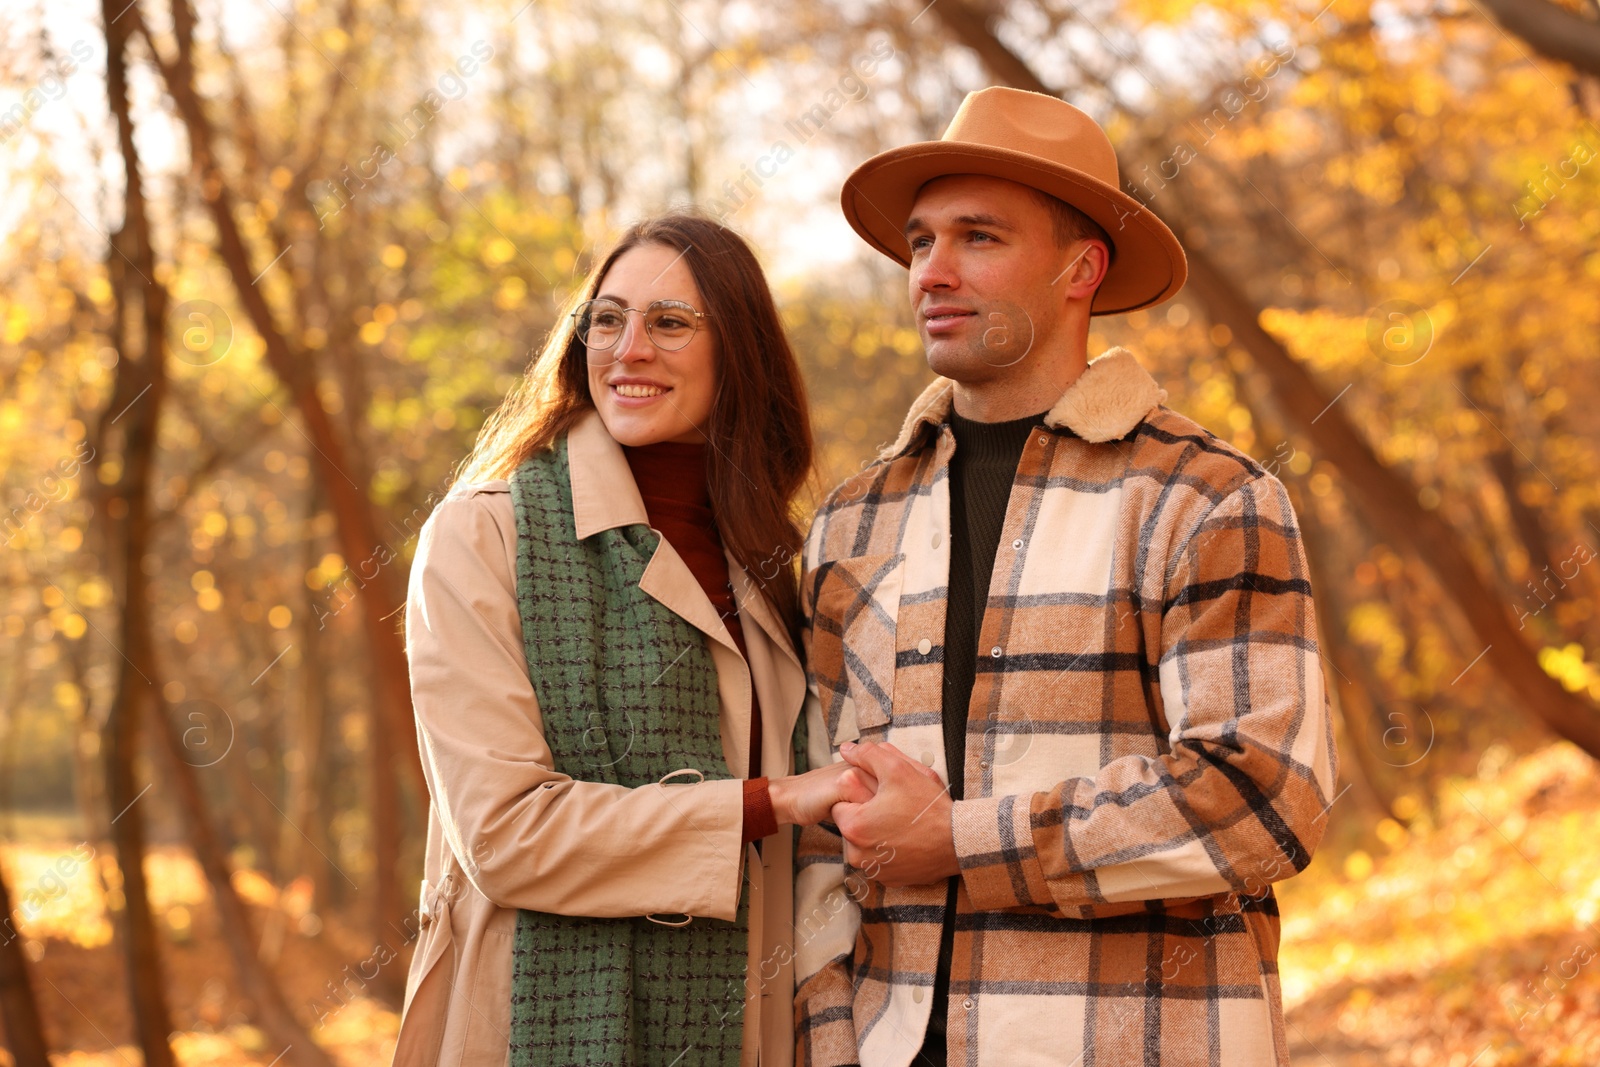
[570,298,714,353]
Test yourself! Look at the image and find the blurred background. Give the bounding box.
[2,0,1599,1062]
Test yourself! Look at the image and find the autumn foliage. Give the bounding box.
[3,0,1600,1062]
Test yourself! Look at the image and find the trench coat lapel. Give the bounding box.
[567,409,739,655]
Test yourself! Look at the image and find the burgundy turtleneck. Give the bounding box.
[622,440,776,844]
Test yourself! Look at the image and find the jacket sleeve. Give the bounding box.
[951,474,1340,912]
[406,487,746,920]
[792,521,862,1067]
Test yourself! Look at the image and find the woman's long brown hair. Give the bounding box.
[453,213,815,639]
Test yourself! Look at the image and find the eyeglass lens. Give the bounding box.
[577,300,699,352]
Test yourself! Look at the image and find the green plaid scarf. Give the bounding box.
[506,436,749,1067]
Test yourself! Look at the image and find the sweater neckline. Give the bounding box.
[947,407,1051,463]
[621,441,712,509]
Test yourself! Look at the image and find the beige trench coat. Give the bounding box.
[392,409,804,1066]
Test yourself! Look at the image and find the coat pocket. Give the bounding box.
[806,553,904,746]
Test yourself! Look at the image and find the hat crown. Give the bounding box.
[942,87,1120,188]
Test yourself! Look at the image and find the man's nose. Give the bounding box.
[914,243,957,291]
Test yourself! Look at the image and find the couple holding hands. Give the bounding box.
[394,88,1338,1067]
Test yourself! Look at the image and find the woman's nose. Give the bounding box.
[615,312,655,361]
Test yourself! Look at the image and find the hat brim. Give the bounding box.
[842,141,1187,316]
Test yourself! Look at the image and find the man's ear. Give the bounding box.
[1054,239,1111,300]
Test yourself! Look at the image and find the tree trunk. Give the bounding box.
[97,0,179,1061]
[63,649,119,909]
[0,863,51,1067]
[215,716,292,879]
[367,664,404,1003]
[301,492,341,916]
[261,514,327,965]
[929,0,1600,759]
[1180,244,1600,758]
[128,0,421,938]
[152,705,341,1067]
[1459,361,1558,586]
[0,668,26,842]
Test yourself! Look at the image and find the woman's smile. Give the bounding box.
[607,377,673,403]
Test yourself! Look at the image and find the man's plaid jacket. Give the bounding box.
[793,347,1339,1067]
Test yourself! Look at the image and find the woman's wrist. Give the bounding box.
[766,775,793,825]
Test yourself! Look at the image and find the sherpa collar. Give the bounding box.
[882,346,1168,459]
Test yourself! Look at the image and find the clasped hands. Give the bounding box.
[830,740,961,886]
[768,740,960,885]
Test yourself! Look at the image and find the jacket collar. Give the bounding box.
[882,346,1168,460]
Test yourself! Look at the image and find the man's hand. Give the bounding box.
[831,741,959,886]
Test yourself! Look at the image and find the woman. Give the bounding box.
[392,214,855,1067]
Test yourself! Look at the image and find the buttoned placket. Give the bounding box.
[904,425,958,693]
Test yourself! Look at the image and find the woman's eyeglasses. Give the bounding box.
[572,298,711,356]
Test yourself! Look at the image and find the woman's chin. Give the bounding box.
[598,407,686,448]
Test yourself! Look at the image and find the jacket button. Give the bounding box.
[979,759,989,769]
[917,638,932,655]
[912,986,925,1003]
[963,997,975,1010]
[932,532,942,549]
[1012,538,1023,550]
[919,751,935,766]
[990,646,1002,658]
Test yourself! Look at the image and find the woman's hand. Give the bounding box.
[768,760,878,827]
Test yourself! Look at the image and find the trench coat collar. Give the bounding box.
[569,407,650,540]
[566,407,799,666]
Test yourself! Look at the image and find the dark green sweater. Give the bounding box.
[924,406,1051,1056]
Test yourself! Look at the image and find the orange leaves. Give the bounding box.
[1281,743,1600,1063]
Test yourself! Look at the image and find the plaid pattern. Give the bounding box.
[794,348,1338,1067]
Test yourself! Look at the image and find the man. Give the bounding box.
[793,87,1338,1067]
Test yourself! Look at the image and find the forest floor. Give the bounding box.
[1278,741,1600,1067]
[3,741,1598,1066]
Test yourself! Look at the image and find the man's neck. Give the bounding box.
[949,341,1089,422]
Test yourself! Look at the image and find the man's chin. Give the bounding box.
[924,342,999,384]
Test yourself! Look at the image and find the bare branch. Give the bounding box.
[1477,0,1600,78]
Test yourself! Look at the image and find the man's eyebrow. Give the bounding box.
[903,212,1016,239]
[955,212,1015,230]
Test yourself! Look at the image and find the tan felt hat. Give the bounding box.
[841,87,1187,315]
